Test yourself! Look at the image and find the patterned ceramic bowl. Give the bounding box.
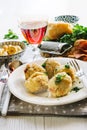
[55,15,79,24]
[0,41,26,65]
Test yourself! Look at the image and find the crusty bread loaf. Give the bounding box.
[44,22,73,40]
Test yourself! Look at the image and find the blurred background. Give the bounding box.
[0,0,87,39]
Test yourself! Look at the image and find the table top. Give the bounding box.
[0,116,87,130]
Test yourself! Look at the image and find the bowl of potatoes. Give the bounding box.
[0,41,26,65]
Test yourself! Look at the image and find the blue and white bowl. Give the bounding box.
[0,41,26,66]
[55,15,79,24]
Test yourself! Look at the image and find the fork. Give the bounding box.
[68,59,87,88]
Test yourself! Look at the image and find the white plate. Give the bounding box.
[8,57,87,106]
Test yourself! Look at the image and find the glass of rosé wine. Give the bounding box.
[18,15,48,57]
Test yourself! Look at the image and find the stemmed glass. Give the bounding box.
[18,15,48,60]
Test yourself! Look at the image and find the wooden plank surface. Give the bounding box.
[0,116,87,130]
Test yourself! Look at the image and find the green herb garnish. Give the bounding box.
[42,62,46,68]
[65,64,70,69]
[59,24,87,45]
[22,40,29,45]
[4,29,19,39]
[55,74,66,84]
[71,86,82,92]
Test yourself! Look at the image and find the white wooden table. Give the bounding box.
[0,116,87,130]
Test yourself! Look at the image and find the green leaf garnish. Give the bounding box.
[4,29,19,39]
[71,86,82,92]
[59,24,87,45]
[42,62,46,68]
[55,74,66,84]
[65,64,70,69]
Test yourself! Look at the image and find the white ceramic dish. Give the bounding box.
[8,57,87,106]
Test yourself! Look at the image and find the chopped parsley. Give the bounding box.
[65,64,70,69]
[55,74,66,84]
[42,62,46,68]
[71,86,82,92]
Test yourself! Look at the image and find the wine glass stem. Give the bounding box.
[31,44,39,61]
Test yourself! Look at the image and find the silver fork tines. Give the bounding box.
[68,59,87,89]
[68,59,84,77]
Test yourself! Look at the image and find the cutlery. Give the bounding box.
[68,59,87,88]
[0,65,9,103]
[0,82,5,103]
[1,86,11,116]
[1,60,23,116]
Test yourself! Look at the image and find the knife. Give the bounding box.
[1,60,23,116]
[1,85,11,116]
[0,82,5,103]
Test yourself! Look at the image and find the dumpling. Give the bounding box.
[0,48,8,56]
[2,45,8,51]
[48,72,72,97]
[24,63,46,80]
[54,64,76,81]
[15,45,22,52]
[24,72,48,93]
[7,45,17,55]
[44,22,73,40]
[43,58,61,79]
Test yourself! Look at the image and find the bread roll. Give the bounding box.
[44,22,73,40]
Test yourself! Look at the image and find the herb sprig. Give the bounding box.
[71,86,82,92]
[65,64,70,69]
[42,62,46,68]
[4,29,19,39]
[59,24,87,45]
[55,74,66,84]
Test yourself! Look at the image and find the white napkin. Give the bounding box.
[0,82,5,102]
